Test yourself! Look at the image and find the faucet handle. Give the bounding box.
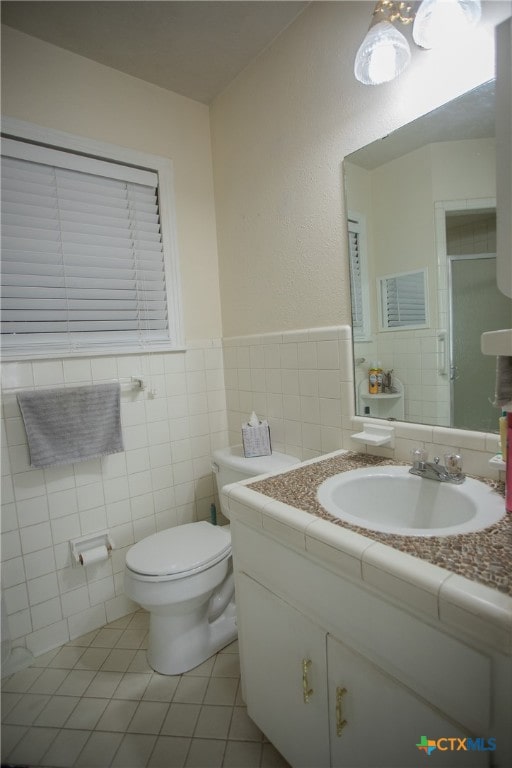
[411,448,427,467]
[444,452,463,476]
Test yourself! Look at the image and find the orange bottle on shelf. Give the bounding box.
[368,363,378,394]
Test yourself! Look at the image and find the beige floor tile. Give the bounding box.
[211,654,240,678]
[66,628,100,646]
[111,732,157,767]
[55,668,96,696]
[0,610,255,768]
[173,676,209,704]
[6,725,58,766]
[0,723,28,760]
[48,645,86,668]
[4,692,50,725]
[84,670,124,698]
[41,727,90,767]
[223,739,262,767]
[193,704,233,740]
[34,694,80,727]
[2,666,44,693]
[75,730,124,767]
[1,691,22,718]
[29,646,61,666]
[28,667,70,694]
[101,648,138,672]
[115,628,147,649]
[96,698,138,731]
[114,672,153,700]
[127,611,150,630]
[203,677,238,706]
[75,646,112,670]
[147,735,191,767]
[128,700,170,734]
[127,649,154,673]
[160,703,200,737]
[185,656,215,677]
[220,640,239,655]
[184,737,226,767]
[228,706,264,742]
[65,696,109,729]
[142,672,180,702]
[91,628,125,648]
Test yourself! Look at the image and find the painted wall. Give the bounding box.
[210,0,508,337]
[0,25,228,656]
[1,1,509,658]
[1,24,222,341]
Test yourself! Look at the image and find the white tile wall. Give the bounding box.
[224,326,502,480]
[1,327,503,664]
[223,326,355,460]
[1,342,228,659]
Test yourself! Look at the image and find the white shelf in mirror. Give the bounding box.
[480,328,512,356]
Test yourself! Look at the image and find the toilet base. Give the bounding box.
[147,600,237,675]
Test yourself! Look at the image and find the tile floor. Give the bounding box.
[1,610,290,768]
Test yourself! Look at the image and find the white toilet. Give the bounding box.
[124,444,299,675]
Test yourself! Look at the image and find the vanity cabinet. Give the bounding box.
[238,570,489,768]
[238,573,330,767]
[229,510,510,768]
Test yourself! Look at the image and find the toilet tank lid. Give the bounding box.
[212,445,300,476]
[125,522,231,577]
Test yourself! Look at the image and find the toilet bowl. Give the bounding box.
[124,444,299,675]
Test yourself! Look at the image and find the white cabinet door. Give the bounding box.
[237,573,330,768]
[327,635,490,768]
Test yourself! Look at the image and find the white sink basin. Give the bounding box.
[316,466,505,537]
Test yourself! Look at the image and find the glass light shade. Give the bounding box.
[354,21,412,85]
[413,0,482,49]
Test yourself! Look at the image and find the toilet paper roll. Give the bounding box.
[79,545,109,566]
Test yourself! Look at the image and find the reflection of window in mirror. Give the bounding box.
[348,213,371,341]
[378,268,428,331]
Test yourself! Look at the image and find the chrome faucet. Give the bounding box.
[409,450,465,484]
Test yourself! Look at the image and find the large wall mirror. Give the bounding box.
[344,80,511,434]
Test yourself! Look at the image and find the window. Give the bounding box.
[1,119,183,358]
[348,214,371,341]
[378,269,428,330]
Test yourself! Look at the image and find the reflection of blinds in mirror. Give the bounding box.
[348,215,370,340]
[380,269,427,329]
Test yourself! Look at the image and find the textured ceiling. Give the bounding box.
[1,1,310,104]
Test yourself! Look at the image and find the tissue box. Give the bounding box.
[241,420,272,457]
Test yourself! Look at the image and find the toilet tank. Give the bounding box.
[212,445,300,518]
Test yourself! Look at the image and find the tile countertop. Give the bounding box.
[223,449,512,655]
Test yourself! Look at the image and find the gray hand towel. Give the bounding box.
[17,382,124,468]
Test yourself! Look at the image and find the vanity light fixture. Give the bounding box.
[354,0,482,85]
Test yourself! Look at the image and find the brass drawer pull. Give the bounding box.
[336,686,348,736]
[302,658,313,703]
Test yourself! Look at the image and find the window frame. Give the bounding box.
[1,117,185,360]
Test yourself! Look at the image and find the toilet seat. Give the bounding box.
[125,521,231,580]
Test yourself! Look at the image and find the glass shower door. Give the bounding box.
[450,255,512,432]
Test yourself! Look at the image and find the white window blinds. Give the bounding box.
[348,216,370,341]
[1,138,172,356]
[379,269,428,329]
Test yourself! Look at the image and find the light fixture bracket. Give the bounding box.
[372,0,415,26]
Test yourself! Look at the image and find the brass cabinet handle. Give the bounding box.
[336,686,348,736]
[302,658,313,703]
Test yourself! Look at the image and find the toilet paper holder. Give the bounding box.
[70,531,114,567]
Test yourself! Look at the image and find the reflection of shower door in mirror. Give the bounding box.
[449,255,511,432]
